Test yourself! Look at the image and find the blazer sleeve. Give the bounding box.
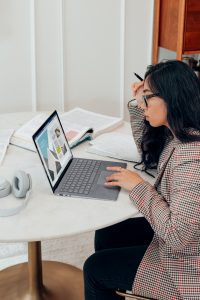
[128,106,145,155]
[129,145,200,250]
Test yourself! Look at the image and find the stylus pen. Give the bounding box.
[134,72,143,81]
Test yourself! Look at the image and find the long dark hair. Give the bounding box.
[141,60,200,169]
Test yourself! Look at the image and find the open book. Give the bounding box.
[10,108,123,152]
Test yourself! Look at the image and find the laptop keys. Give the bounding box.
[60,159,101,195]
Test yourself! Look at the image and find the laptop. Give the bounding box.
[32,111,127,200]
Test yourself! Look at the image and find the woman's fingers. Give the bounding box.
[131,81,144,96]
[106,173,121,182]
[104,167,144,191]
[106,166,124,172]
[104,181,119,186]
[105,166,124,186]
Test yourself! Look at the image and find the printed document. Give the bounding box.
[87,132,140,162]
[0,129,14,165]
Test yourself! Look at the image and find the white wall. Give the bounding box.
[124,0,154,120]
[34,0,64,111]
[63,0,121,116]
[0,0,154,119]
[0,0,32,112]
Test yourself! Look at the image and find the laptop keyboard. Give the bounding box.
[60,159,102,195]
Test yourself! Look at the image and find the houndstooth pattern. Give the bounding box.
[128,106,200,300]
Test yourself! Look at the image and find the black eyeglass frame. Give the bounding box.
[142,93,160,107]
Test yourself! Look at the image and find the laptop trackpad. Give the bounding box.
[90,170,120,200]
[97,171,116,185]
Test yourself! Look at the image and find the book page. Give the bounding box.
[61,107,123,137]
[87,132,140,162]
[0,129,14,165]
[13,114,47,142]
[61,120,93,146]
[10,114,48,151]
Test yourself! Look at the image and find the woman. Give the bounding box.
[83,60,200,300]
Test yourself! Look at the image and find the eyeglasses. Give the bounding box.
[134,93,160,107]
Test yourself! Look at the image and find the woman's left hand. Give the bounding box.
[105,166,144,192]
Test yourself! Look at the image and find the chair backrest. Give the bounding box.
[116,289,153,300]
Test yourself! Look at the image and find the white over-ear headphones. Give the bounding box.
[0,170,32,217]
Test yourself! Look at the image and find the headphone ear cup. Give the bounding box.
[0,178,11,198]
[12,171,31,198]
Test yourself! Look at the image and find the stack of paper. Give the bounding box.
[87,132,140,162]
[0,129,14,165]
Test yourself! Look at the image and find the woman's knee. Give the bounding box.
[83,252,104,284]
[84,250,113,284]
[94,229,106,251]
[94,219,132,251]
[83,253,97,278]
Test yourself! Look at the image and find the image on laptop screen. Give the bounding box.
[34,113,72,186]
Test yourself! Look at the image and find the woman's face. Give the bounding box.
[139,79,169,128]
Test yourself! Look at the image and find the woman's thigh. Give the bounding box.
[84,244,148,296]
[95,217,153,251]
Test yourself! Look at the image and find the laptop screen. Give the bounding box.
[33,111,72,188]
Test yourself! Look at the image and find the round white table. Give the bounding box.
[0,112,154,300]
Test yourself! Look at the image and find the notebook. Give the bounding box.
[32,111,127,200]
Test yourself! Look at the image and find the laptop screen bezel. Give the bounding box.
[32,110,73,192]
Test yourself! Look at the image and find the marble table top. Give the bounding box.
[0,112,155,242]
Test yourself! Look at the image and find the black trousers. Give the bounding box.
[83,217,154,300]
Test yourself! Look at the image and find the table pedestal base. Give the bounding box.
[0,261,84,300]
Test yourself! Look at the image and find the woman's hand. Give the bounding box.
[131,81,144,96]
[105,166,144,192]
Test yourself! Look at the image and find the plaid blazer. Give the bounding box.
[129,106,200,300]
